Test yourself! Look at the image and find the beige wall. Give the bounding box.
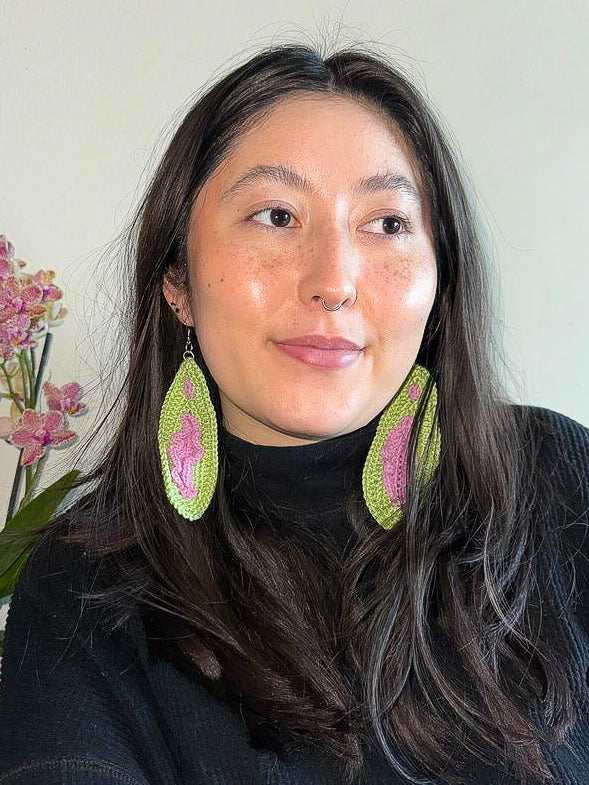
[1,0,588,537]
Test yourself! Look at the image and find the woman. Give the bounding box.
[1,42,588,785]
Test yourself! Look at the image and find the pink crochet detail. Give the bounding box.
[382,415,413,506]
[408,384,421,403]
[168,411,205,499]
[184,378,195,400]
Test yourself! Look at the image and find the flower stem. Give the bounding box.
[16,352,30,409]
[33,331,53,402]
[0,361,24,413]
[23,464,32,501]
[18,452,49,512]
[5,332,54,524]
[22,349,36,409]
[30,343,37,380]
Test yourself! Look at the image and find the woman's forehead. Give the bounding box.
[196,98,426,210]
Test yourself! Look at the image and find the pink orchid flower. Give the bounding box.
[0,235,64,337]
[21,269,63,304]
[0,312,38,361]
[0,275,49,323]
[42,381,87,416]
[0,262,65,358]
[7,408,76,467]
[0,235,27,281]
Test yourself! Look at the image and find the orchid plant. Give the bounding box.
[0,234,87,654]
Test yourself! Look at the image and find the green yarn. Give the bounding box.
[157,355,219,521]
[362,363,441,530]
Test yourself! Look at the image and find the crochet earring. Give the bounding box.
[361,363,441,530]
[158,320,219,521]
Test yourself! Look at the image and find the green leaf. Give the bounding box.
[0,546,33,603]
[0,469,80,577]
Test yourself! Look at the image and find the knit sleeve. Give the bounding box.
[0,756,147,785]
[0,538,154,785]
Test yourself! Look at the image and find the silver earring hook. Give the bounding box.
[183,326,195,360]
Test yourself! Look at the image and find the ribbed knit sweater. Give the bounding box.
[0,404,588,784]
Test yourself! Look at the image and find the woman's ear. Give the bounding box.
[162,275,193,327]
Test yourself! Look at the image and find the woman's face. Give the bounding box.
[163,95,438,446]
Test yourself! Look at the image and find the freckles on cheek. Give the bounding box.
[386,258,436,312]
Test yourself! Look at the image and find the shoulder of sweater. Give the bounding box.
[8,530,138,650]
[517,402,589,524]
[12,532,94,605]
[515,404,589,604]
[513,402,589,487]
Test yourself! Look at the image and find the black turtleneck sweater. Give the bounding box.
[220,408,381,553]
[0,404,588,784]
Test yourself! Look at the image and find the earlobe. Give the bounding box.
[169,300,193,327]
[162,278,191,326]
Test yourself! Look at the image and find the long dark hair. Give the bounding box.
[5,39,582,784]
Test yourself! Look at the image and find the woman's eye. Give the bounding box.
[362,214,412,238]
[246,205,412,238]
[247,205,295,229]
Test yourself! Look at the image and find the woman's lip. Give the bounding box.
[273,342,362,369]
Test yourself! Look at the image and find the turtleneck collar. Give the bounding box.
[220,410,381,520]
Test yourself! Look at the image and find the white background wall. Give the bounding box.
[1,0,588,547]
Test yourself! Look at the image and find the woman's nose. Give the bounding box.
[302,223,360,307]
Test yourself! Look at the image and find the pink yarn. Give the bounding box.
[184,378,195,399]
[408,383,421,403]
[168,410,204,500]
[382,415,413,506]
[381,383,422,506]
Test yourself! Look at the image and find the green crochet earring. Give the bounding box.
[362,363,441,530]
[158,325,219,521]
[158,325,441,528]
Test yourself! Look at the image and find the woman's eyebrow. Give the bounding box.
[220,163,423,211]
